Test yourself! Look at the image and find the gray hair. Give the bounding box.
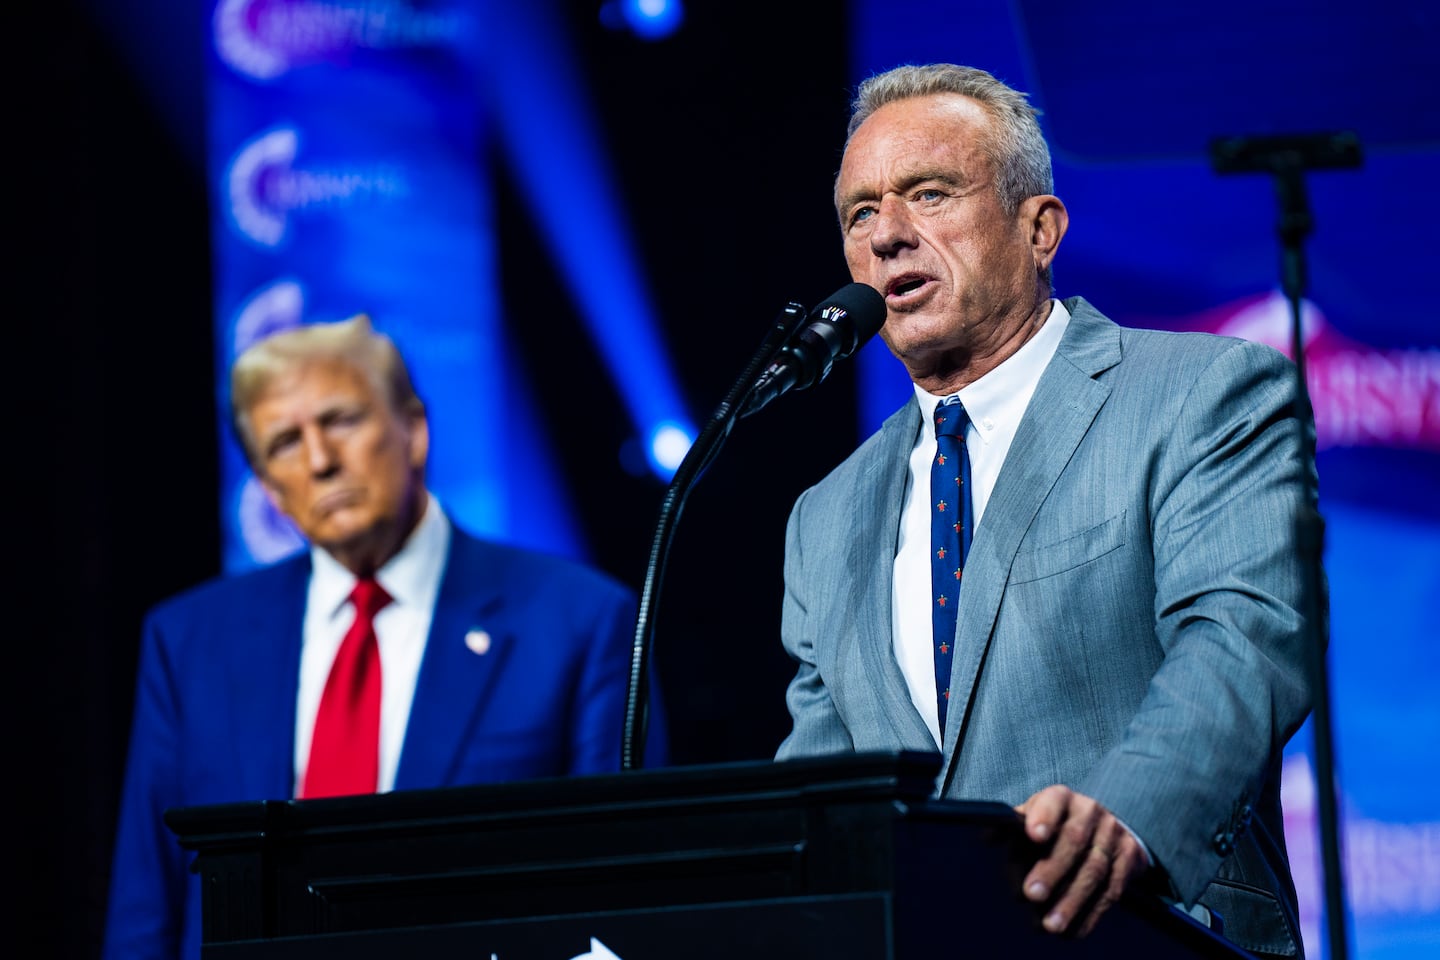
[846,63,1054,218]
[230,314,423,467]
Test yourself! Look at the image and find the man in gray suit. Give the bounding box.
[776,63,1314,958]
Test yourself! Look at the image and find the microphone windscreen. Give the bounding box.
[813,282,886,357]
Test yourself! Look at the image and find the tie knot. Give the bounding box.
[350,577,393,621]
[934,399,969,439]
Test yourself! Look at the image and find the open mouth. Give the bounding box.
[888,275,929,297]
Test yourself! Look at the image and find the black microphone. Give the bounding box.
[740,281,886,417]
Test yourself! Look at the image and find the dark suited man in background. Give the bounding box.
[104,314,665,960]
[775,63,1314,958]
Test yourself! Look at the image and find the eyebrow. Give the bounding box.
[256,398,370,445]
[837,169,969,213]
[260,424,301,457]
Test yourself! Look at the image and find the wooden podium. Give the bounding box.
[166,751,1257,959]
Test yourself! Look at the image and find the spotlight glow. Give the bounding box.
[491,1,694,484]
[624,0,683,39]
[649,423,694,476]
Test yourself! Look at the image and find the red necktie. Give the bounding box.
[302,577,392,799]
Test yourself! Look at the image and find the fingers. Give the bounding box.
[1073,838,1146,937]
[1016,783,1071,845]
[1020,785,1101,909]
[1018,786,1147,937]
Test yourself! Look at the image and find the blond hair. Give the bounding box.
[230,314,423,466]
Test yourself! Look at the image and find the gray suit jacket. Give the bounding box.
[776,297,1314,957]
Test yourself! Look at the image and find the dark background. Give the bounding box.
[21,3,856,957]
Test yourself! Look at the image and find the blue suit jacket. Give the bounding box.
[103,526,664,960]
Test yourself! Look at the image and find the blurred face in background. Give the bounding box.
[247,357,429,574]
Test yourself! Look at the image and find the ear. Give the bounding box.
[408,411,430,470]
[1023,194,1069,277]
[255,471,289,517]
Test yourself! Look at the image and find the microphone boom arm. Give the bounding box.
[620,301,809,770]
[621,282,885,770]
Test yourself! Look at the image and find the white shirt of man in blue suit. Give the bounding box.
[104,315,663,959]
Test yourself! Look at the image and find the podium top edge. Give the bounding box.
[164,750,951,842]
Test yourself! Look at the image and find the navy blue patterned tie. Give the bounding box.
[930,398,973,739]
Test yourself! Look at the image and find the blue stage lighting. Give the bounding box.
[648,422,695,475]
[490,1,696,483]
[601,0,685,40]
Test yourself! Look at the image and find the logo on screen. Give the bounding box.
[1156,292,1440,452]
[231,279,305,358]
[213,0,468,81]
[224,127,407,247]
[1282,752,1440,954]
[238,474,306,563]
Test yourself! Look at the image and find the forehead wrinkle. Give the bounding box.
[251,371,374,441]
[840,93,992,185]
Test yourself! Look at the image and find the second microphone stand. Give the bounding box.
[1211,130,1362,960]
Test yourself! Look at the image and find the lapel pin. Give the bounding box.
[464,628,491,656]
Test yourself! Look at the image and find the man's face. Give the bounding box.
[247,358,428,568]
[835,93,1054,381]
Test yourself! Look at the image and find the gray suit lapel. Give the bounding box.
[939,300,1122,790]
[848,401,936,748]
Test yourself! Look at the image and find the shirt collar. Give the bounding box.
[308,492,451,621]
[914,299,1072,440]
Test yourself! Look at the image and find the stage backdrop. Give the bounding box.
[207,0,694,572]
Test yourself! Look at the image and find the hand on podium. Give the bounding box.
[1015,785,1150,938]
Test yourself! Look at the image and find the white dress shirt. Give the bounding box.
[883,302,1158,876]
[294,493,450,795]
[891,301,1071,748]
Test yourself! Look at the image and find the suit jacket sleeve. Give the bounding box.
[1081,337,1315,904]
[103,609,189,960]
[776,486,858,759]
